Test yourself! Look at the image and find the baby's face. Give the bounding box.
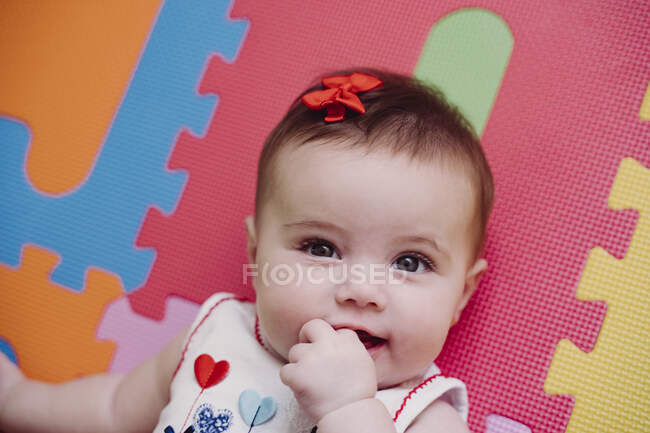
[248,141,485,389]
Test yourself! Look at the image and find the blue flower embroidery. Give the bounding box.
[193,403,233,433]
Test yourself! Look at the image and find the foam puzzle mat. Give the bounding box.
[0,1,648,431]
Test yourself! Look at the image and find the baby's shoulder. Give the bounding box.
[195,291,252,317]
[187,291,255,336]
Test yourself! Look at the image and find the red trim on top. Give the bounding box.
[172,295,249,380]
[392,373,443,423]
[254,315,265,348]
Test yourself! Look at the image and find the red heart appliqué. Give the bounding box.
[194,354,229,389]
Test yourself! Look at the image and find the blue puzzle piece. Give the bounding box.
[0,0,249,292]
[0,338,18,365]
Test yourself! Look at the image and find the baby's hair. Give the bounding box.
[254,67,494,258]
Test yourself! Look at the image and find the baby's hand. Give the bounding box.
[279,318,377,422]
[0,351,24,412]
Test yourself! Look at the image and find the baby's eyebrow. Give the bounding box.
[282,220,347,235]
[284,222,448,257]
[393,235,449,259]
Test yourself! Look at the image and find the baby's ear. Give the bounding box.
[244,215,257,264]
[451,258,487,326]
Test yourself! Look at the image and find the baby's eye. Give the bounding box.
[299,239,340,259]
[392,253,435,273]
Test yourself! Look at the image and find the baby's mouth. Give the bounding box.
[354,329,387,350]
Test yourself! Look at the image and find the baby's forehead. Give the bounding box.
[272,139,472,193]
[273,139,477,191]
[272,137,445,171]
[267,142,478,236]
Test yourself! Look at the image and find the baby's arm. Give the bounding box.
[0,326,188,433]
[317,394,469,433]
[404,398,470,433]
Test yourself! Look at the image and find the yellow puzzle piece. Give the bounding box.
[640,82,650,121]
[545,158,650,432]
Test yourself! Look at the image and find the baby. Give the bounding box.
[0,68,494,433]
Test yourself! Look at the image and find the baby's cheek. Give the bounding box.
[267,298,312,352]
[410,316,449,355]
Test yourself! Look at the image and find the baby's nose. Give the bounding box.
[335,277,387,311]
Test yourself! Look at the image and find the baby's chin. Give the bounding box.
[377,375,410,390]
[376,362,432,389]
[264,337,291,362]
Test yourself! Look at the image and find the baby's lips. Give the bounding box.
[354,330,386,350]
[332,324,386,341]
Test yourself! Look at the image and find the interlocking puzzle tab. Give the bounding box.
[414,8,512,136]
[0,245,122,382]
[97,296,199,373]
[0,0,248,293]
[545,158,650,432]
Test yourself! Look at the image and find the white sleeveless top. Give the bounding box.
[153,293,468,433]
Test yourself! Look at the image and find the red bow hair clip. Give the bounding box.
[301,72,383,122]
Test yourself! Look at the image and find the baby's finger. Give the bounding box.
[279,362,299,388]
[287,343,311,363]
[335,328,357,338]
[298,318,335,343]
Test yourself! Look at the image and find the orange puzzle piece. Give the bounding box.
[0,0,161,194]
[0,245,121,382]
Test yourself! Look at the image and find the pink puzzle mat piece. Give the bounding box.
[97,296,200,373]
[127,1,650,431]
[486,414,532,433]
